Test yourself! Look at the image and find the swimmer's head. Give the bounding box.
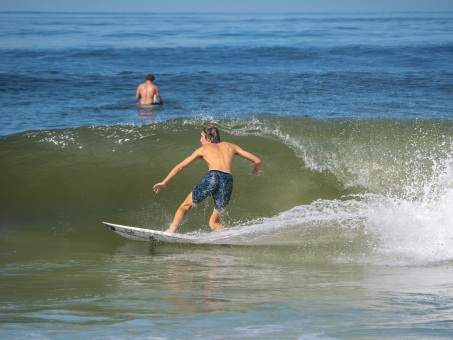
[145,74,155,81]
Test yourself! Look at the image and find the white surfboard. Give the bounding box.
[103,222,205,244]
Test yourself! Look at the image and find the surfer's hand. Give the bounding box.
[252,167,262,176]
[153,182,167,193]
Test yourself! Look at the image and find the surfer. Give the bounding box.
[153,126,261,233]
[135,74,163,105]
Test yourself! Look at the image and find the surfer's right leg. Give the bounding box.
[166,193,193,233]
[209,209,224,231]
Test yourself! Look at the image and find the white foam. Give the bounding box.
[196,187,453,266]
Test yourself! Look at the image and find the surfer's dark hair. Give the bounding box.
[203,126,221,143]
[146,74,155,81]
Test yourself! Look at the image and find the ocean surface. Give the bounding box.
[1,11,453,339]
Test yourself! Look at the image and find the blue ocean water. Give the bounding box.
[1,11,453,339]
[1,12,452,136]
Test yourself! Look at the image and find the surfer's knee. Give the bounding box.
[180,199,193,211]
[178,194,194,212]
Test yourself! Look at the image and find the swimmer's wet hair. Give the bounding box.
[203,126,221,143]
[145,74,155,81]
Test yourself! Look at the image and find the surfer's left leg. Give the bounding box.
[166,193,193,233]
[209,209,224,231]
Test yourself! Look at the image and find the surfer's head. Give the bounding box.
[145,74,155,82]
[202,126,221,143]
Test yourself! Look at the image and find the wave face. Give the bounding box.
[1,116,453,265]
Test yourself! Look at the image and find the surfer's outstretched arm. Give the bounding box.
[231,144,262,175]
[153,148,201,193]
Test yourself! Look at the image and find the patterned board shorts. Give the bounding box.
[192,170,233,211]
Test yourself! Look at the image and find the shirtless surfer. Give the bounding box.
[136,74,163,105]
[153,126,261,233]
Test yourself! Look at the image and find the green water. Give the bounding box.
[2,117,453,338]
[2,235,453,339]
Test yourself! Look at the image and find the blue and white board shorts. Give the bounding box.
[192,170,233,211]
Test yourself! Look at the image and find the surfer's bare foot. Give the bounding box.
[209,209,224,231]
[165,225,177,233]
[209,223,224,231]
